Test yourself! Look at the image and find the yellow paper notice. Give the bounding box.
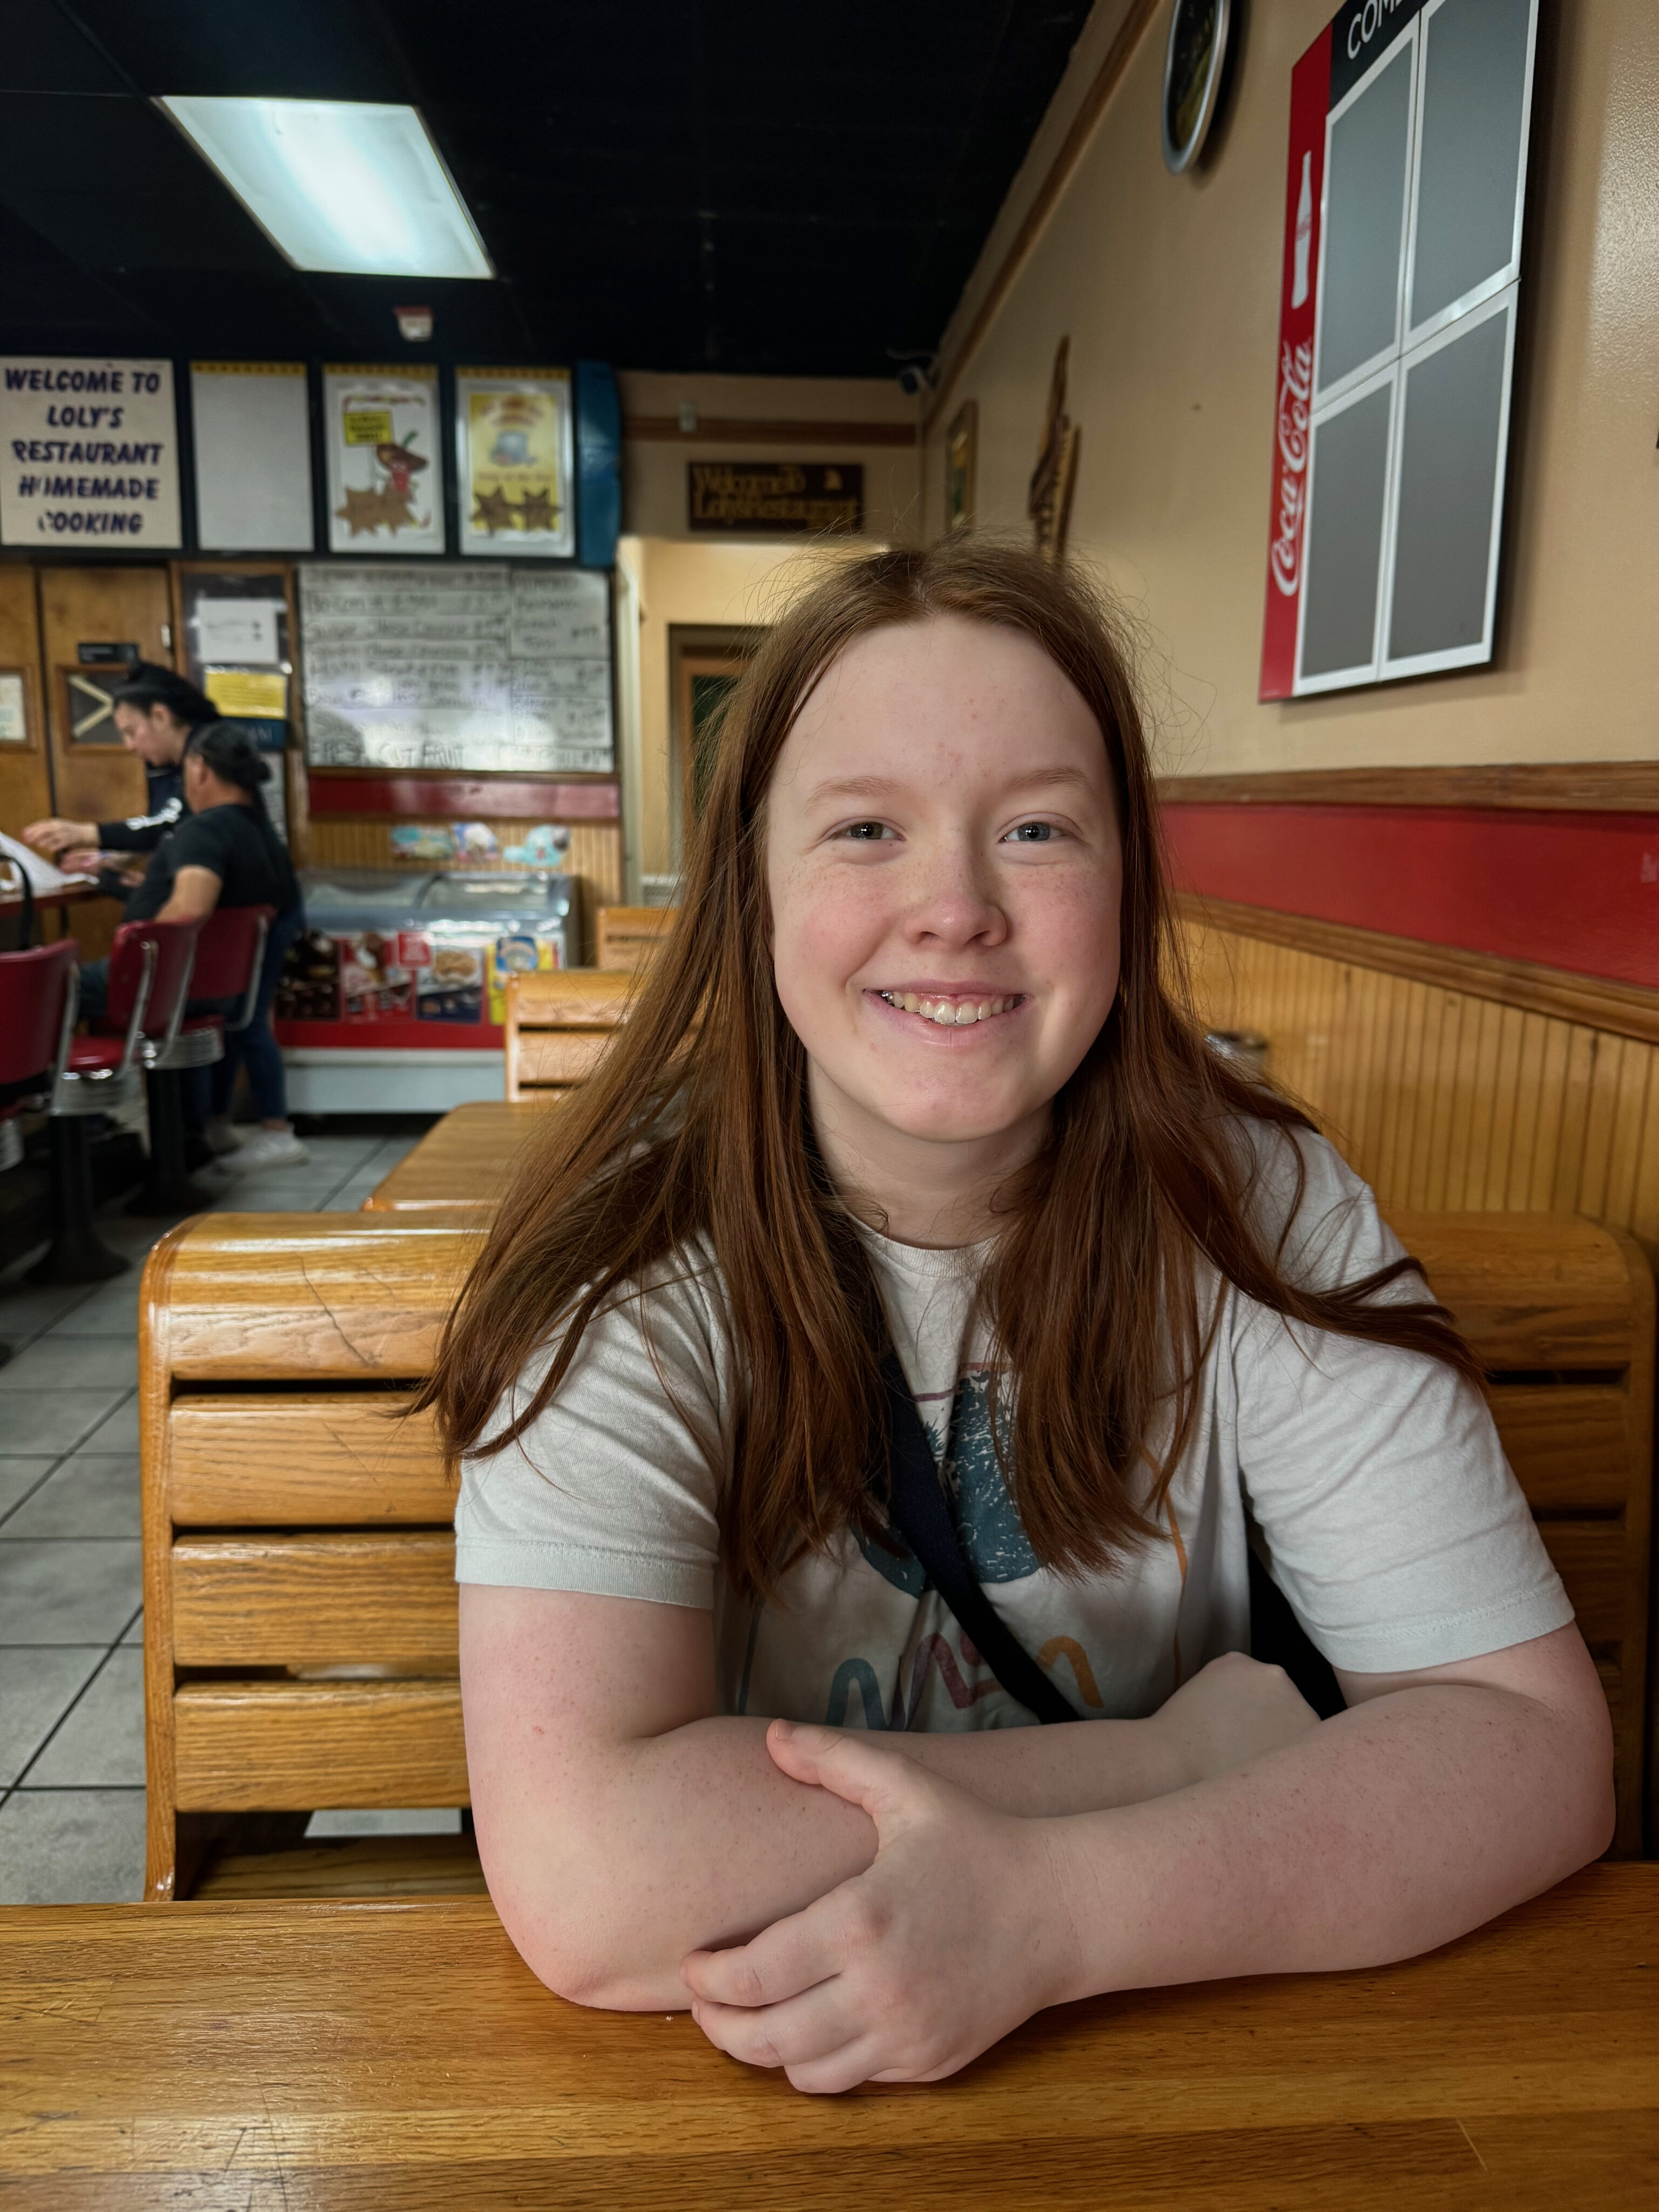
[204,668,289,718]
[343,408,394,447]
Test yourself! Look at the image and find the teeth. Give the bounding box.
[879,992,1016,1026]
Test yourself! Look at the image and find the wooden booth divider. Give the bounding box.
[139,1205,1654,1902]
[502,967,637,1100]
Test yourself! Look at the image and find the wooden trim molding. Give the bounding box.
[1177,893,1659,1049]
[1159,763,1659,813]
[927,0,1160,427]
[623,415,914,449]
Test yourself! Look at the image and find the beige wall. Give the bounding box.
[619,370,920,543]
[925,0,1659,774]
[617,535,889,882]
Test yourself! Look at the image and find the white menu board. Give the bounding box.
[299,563,613,773]
[0,357,181,548]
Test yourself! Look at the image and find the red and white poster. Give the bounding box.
[1258,25,1331,701]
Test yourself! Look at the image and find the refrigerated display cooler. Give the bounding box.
[273,868,575,1114]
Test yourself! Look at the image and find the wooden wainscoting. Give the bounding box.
[1181,897,1659,1260]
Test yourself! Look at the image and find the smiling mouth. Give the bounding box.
[874,990,1024,1028]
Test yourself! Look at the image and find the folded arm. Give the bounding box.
[459,1584,1314,2009]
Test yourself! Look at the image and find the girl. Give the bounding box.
[431,542,1610,2095]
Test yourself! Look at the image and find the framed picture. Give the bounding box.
[62,665,127,747]
[0,670,31,745]
[323,365,443,555]
[455,368,576,558]
[945,400,977,532]
[1028,339,1080,564]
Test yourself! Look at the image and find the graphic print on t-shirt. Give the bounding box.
[837,1365,1074,1730]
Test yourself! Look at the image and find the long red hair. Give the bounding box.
[419,540,1478,1597]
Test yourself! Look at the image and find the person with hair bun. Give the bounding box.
[118,720,307,1171]
[23,663,217,891]
[431,539,1612,2094]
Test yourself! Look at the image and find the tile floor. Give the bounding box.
[0,1121,431,1904]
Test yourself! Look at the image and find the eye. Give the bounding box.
[835,820,896,841]
[1003,820,1058,844]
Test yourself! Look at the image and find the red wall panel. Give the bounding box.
[1162,804,1659,990]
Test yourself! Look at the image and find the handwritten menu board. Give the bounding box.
[298,563,613,774]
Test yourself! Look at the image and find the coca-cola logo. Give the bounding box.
[1271,339,1313,597]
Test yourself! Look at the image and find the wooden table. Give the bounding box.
[2,1867,1654,2208]
[362,1098,556,1212]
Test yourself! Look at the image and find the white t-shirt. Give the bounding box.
[454,1127,1570,1728]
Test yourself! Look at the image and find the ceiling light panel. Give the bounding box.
[156,97,493,279]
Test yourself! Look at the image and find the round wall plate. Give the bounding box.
[1162,0,1232,174]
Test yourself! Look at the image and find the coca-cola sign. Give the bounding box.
[1258,28,1331,700]
[1270,339,1313,598]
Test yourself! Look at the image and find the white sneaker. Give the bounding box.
[203,1117,245,1157]
[220,1129,310,1174]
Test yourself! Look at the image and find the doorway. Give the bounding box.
[668,625,760,868]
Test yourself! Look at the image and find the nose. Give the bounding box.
[902,832,1008,950]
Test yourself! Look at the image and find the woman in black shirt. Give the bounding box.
[141,723,308,1173]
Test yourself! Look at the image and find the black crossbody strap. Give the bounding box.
[878,1348,1080,1725]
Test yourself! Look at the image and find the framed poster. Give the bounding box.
[945,400,977,532]
[456,368,576,558]
[0,671,30,744]
[191,361,314,552]
[1259,0,1539,699]
[323,365,443,554]
[0,356,181,548]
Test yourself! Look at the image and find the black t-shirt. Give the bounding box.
[127,801,300,924]
[98,759,186,853]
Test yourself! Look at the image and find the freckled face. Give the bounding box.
[765,615,1123,1157]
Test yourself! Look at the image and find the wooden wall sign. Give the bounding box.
[686,462,862,535]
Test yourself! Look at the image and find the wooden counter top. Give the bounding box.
[3,1865,1654,2207]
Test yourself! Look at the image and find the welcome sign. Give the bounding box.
[0,357,181,548]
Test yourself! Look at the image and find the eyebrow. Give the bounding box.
[802,764,1096,805]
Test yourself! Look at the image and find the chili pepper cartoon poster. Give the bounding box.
[324,365,444,554]
[456,368,575,558]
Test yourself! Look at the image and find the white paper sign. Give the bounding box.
[191,362,314,552]
[0,672,25,742]
[0,357,181,548]
[196,600,282,665]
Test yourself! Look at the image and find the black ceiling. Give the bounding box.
[0,0,1096,380]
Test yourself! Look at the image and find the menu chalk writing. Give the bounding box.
[299,564,614,774]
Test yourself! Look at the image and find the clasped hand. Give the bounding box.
[681,1718,1077,2095]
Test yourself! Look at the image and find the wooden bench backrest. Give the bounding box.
[141,1206,1655,1900]
[596,903,676,973]
[502,967,638,1100]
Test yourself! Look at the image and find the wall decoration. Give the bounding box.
[687,462,862,534]
[191,362,314,552]
[390,824,457,862]
[0,356,181,548]
[456,368,576,558]
[299,563,614,774]
[1260,0,1539,700]
[202,668,288,719]
[323,365,443,554]
[1162,0,1233,174]
[945,400,977,532]
[1027,339,1080,564]
[501,822,570,866]
[63,666,123,745]
[0,672,29,744]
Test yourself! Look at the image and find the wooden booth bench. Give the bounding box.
[138,1208,1655,1903]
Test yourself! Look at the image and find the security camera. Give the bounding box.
[896,361,937,397]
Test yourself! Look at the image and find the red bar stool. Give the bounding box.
[27,916,199,1285]
[0,940,79,1357]
[126,905,272,1215]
